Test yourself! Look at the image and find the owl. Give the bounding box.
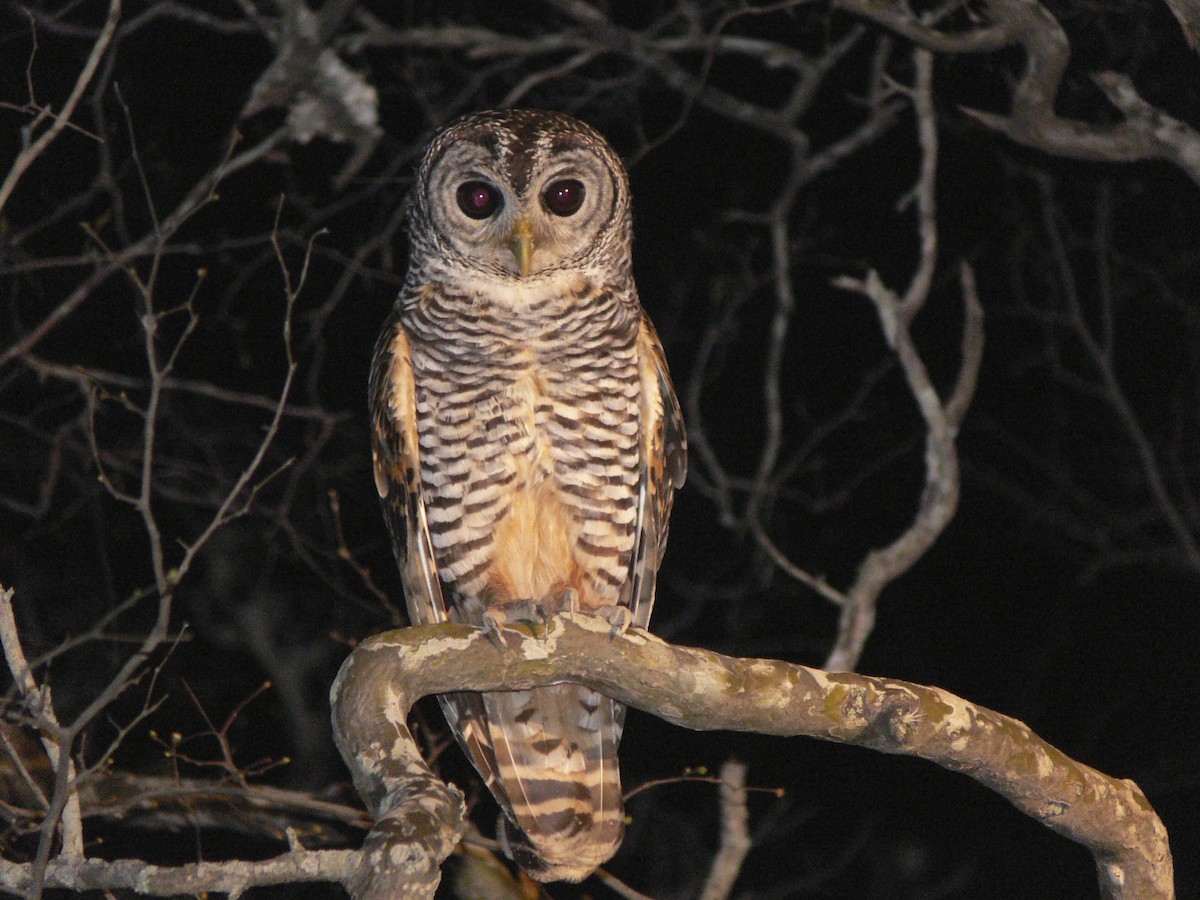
[369,108,686,882]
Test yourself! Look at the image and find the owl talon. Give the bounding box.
[481,612,509,649]
[482,599,550,647]
[590,604,633,640]
[561,588,581,614]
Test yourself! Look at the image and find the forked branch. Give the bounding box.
[838,0,1200,187]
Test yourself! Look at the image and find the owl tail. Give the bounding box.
[483,683,625,883]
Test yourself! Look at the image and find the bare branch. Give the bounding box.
[750,520,851,608]
[900,48,939,318]
[594,868,659,900]
[243,0,382,186]
[21,355,344,423]
[0,126,288,368]
[0,0,121,217]
[840,0,1200,187]
[0,588,83,859]
[73,771,370,837]
[331,642,466,900]
[946,261,985,432]
[332,615,1175,900]
[0,183,309,900]
[833,0,1013,54]
[1032,176,1200,572]
[699,759,752,900]
[1161,0,1200,48]
[0,838,358,898]
[820,46,983,672]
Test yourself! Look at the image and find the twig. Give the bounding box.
[20,354,344,423]
[699,759,751,900]
[749,521,850,608]
[0,587,84,858]
[821,46,983,673]
[594,868,659,900]
[5,168,307,898]
[1034,176,1200,572]
[747,143,806,527]
[0,125,288,368]
[0,0,122,217]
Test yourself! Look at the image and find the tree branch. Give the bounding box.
[0,834,357,898]
[331,614,1174,900]
[839,0,1200,188]
[820,47,982,672]
[699,759,751,900]
[0,588,83,859]
[0,0,121,217]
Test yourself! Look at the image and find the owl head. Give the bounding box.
[407,109,633,282]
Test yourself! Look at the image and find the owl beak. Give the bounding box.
[509,218,535,276]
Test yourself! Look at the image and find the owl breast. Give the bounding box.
[406,276,642,619]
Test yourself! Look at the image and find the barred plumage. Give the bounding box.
[369,109,686,883]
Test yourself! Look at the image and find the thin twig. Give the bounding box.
[0,0,122,216]
[1035,177,1200,572]
[699,759,751,900]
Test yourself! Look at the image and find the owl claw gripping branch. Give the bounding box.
[369,109,686,882]
[481,597,551,647]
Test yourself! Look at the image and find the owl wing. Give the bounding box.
[369,308,447,626]
[626,315,688,628]
[369,309,505,798]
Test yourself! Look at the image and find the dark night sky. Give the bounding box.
[1,2,1198,897]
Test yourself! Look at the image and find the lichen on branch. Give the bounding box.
[331,613,1174,900]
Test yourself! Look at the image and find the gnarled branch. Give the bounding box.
[332,614,1174,900]
[838,0,1200,188]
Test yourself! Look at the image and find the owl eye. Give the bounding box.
[542,179,585,216]
[456,181,503,219]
